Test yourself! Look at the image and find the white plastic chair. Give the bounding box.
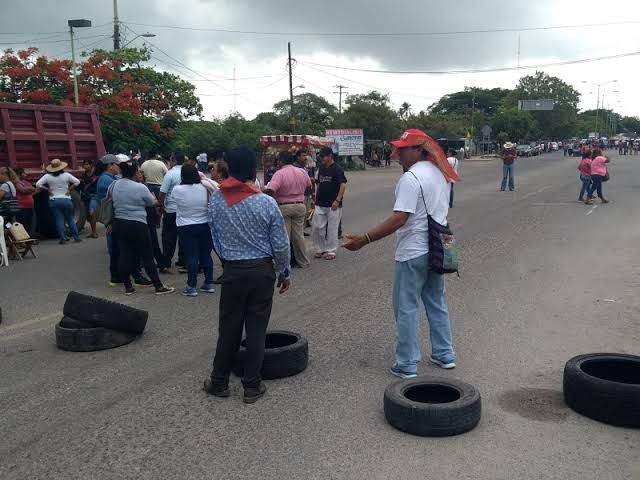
[0,216,8,267]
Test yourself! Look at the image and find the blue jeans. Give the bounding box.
[178,223,214,288]
[49,198,79,241]
[588,175,604,199]
[501,164,514,191]
[579,175,591,200]
[392,253,455,373]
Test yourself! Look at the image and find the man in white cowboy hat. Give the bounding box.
[501,142,517,191]
[35,158,82,244]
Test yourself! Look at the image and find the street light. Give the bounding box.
[582,80,617,134]
[68,19,92,106]
[120,32,156,49]
[293,84,305,91]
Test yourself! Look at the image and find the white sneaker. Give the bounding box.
[429,356,456,369]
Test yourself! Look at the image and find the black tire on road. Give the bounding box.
[563,353,640,428]
[59,315,94,329]
[55,321,137,352]
[233,330,308,380]
[384,376,481,437]
[63,291,148,335]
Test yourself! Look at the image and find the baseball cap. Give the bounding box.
[390,129,430,149]
[100,154,122,165]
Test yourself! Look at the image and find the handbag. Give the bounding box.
[0,182,19,217]
[95,180,117,226]
[603,170,610,182]
[408,172,459,275]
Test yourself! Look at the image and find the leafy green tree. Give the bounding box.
[503,71,579,139]
[406,111,467,139]
[491,107,540,143]
[339,91,402,140]
[429,87,511,116]
[620,116,640,135]
[273,92,337,135]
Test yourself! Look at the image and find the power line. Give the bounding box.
[0,34,111,46]
[0,21,113,36]
[299,50,640,75]
[120,19,640,37]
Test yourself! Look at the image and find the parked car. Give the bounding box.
[517,144,532,157]
[529,143,541,156]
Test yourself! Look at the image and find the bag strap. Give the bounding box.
[106,179,118,200]
[407,170,431,217]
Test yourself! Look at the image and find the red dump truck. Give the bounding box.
[0,102,106,237]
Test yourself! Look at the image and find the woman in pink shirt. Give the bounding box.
[585,148,609,204]
[577,152,592,202]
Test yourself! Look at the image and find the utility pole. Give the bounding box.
[517,33,521,69]
[69,26,79,105]
[113,0,120,50]
[233,67,237,113]
[288,42,295,133]
[334,84,348,114]
[594,84,601,135]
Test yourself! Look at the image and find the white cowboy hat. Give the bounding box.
[503,142,515,149]
[46,158,68,173]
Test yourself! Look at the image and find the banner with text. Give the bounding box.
[325,128,364,156]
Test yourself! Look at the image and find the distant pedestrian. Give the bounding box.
[172,164,215,297]
[159,152,189,273]
[446,148,460,207]
[265,152,312,268]
[577,152,592,202]
[563,142,568,156]
[343,129,460,376]
[80,160,99,238]
[585,148,609,204]
[500,142,516,191]
[312,147,347,260]
[111,160,174,296]
[36,159,81,244]
[13,168,36,235]
[203,146,290,404]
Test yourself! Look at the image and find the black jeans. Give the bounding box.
[113,219,163,290]
[210,259,276,389]
[146,207,163,266]
[161,212,183,268]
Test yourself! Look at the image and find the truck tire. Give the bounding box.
[384,376,481,437]
[70,190,87,234]
[563,353,640,428]
[233,330,308,380]
[33,190,87,237]
[59,315,94,329]
[63,291,148,335]
[55,321,137,352]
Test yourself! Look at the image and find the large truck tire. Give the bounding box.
[33,190,87,238]
[384,376,481,437]
[564,353,640,428]
[63,291,148,335]
[70,190,87,234]
[55,321,137,352]
[233,330,308,380]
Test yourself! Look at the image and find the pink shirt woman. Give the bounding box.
[578,157,591,177]
[590,155,608,177]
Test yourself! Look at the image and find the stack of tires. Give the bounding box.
[55,291,148,352]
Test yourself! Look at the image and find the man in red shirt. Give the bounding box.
[501,142,517,191]
[13,168,36,235]
[265,152,312,268]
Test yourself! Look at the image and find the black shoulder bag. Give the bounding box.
[408,171,459,275]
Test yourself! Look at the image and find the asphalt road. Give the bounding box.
[1,151,638,480]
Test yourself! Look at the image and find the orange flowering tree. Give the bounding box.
[0,47,202,154]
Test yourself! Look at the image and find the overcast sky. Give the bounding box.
[2,0,639,121]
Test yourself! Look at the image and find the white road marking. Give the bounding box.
[519,185,553,201]
[586,205,598,216]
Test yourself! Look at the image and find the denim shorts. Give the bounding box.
[87,197,98,214]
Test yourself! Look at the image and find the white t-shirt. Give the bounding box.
[172,183,209,227]
[36,172,80,199]
[393,161,449,262]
